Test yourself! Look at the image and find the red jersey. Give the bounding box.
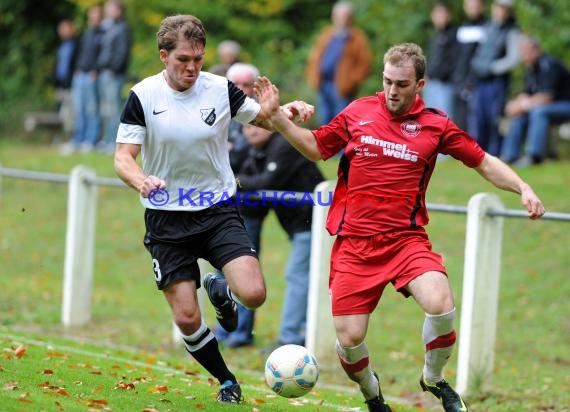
[313,92,485,236]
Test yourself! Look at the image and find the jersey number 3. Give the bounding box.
[152,258,162,282]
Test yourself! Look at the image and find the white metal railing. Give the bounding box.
[1,164,569,396]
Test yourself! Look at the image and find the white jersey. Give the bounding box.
[117,70,260,210]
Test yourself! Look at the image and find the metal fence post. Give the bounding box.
[62,165,97,327]
[456,193,505,395]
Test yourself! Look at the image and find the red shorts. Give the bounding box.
[329,229,446,316]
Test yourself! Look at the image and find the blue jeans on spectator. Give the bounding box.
[318,80,353,125]
[98,70,125,151]
[501,101,570,162]
[214,214,263,347]
[71,71,100,148]
[278,230,312,346]
[471,78,508,156]
[423,79,455,119]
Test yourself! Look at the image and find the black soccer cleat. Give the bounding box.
[365,371,393,412]
[217,381,243,404]
[203,272,238,332]
[420,375,468,412]
[365,397,393,412]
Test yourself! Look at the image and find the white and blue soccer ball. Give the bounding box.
[264,344,319,398]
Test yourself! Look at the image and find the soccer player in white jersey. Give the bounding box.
[114,15,313,404]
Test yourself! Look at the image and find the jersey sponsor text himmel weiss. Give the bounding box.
[361,135,418,162]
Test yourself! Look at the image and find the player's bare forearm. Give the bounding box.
[115,143,167,197]
[255,76,322,161]
[475,153,545,219]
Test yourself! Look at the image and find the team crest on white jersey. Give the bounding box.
[200,108,216,126]
[400,120,421,137]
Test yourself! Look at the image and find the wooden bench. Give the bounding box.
[23,111,67,144]
[24,111,63,133]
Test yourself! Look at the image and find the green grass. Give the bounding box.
[1,138,569,411]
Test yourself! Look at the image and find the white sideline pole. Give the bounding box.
[456,193,504,395]
[306,180,337,363]
[62,165,97,327]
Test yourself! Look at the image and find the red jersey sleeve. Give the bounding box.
[440,121,486,167]
[312,114,350,160]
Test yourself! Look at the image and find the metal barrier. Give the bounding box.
[1,164,569,396]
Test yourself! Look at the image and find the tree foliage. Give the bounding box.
[1,0,569,131]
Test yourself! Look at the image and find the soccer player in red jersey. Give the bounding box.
[255,43,545,412]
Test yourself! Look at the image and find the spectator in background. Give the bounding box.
[306,1,372,125]
[213,62,263,348]
[226,63,257,172]
[97,0,131,154]
[61,5,104,155]
[501,35,570,167]
[470,0,520,155]
[208,40,241,76]
[423,2,457,118]
[237,124,324,352]
[53,18,78,135]
[452,0,487,131]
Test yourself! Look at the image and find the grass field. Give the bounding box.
[1,138,569,411]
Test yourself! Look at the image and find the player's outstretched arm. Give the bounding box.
[115,143,166,198]
[474,153,545,219]
[254,76,322,161]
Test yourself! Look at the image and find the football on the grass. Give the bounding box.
[264,344,319,398]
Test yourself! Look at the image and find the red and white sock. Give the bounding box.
[336,340,379,401]
[422,308,457,384]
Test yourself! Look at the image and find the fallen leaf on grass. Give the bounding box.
[148,385,168,393]
[91,385,105,393]
[17,392,32,403]
[86,399,108,407]
[46,351,68,360]
[4,381,19,390]
[42,369,54,374]
[252,398,266,404]
[115,382,136,391]
[15,345,26,358]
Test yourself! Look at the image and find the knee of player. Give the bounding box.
[173,310,202,335]
[425,294,455,315]
[241,285,266,308]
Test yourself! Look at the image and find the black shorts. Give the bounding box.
[143,202,258,290]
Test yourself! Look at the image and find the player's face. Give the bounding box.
[382,62,424,116]
[160,38,205,92]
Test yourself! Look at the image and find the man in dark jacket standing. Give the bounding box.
[237,124,324,350]
[423,2,457,118]
[470,0,520,155]
[452,0,487,131]
[97,0,131,154]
